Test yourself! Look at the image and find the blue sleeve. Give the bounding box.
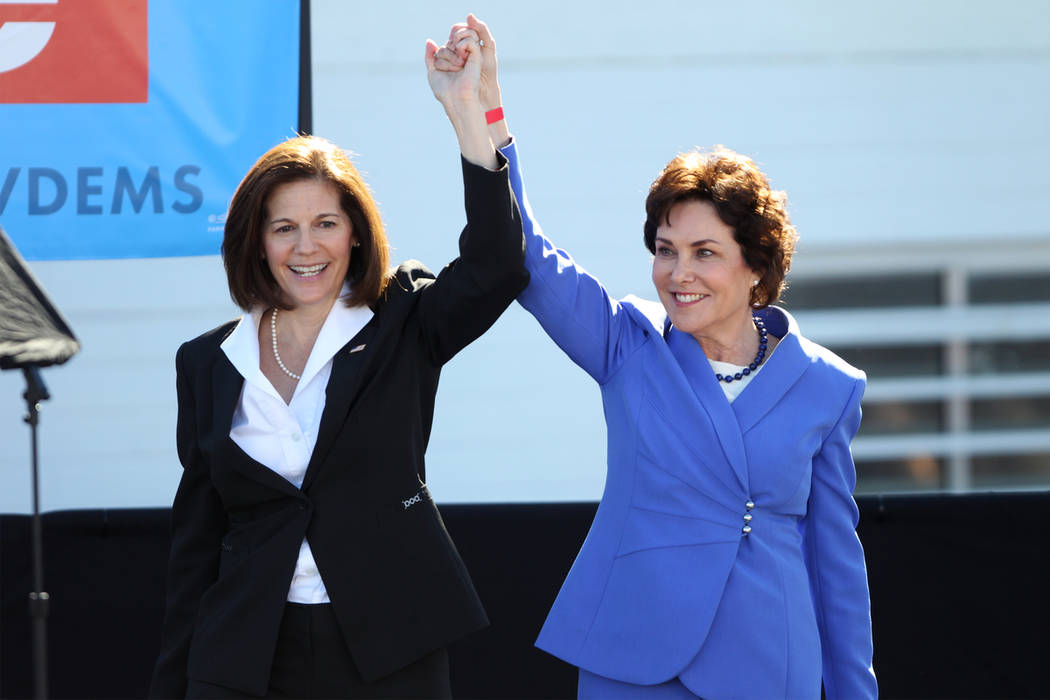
[498,139,645,384]
[801,376,878,700]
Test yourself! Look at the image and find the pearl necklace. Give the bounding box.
[270,308,301,380]
[714,317,768,384]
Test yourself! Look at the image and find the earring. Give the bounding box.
[752,280,759,287]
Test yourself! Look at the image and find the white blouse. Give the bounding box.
[220,288,372,603]
[707,339,779,403]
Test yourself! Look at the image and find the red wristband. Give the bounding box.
[485,107,505,125]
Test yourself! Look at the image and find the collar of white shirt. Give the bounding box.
[220,283,374,400]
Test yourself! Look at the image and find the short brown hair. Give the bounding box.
[222,135,390,311]
[643,147,797,308]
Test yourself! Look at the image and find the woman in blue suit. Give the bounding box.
[438,17,877,699]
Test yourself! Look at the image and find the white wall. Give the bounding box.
[2,0,1048,512]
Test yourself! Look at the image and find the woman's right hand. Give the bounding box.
[435,15,510,148]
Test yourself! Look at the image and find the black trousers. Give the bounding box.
[187,603,452,699]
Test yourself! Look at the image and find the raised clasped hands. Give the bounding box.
[425,23,478,109]
[425,15,503,168]
[428,14,501,112]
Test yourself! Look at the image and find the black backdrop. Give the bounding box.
[2,493,1048,698]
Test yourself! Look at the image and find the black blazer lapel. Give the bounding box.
[301,316,381,490]
[207,352,302,497]
[201,352,242,454]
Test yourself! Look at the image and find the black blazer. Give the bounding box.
[149,156,527,698]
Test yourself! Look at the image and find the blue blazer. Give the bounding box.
[501,140,877,700]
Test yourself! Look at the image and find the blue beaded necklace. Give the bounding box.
[714,317,768,384]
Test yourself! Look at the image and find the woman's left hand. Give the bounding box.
[435,17,510,151]
[425,31,481,110]
[425,26,496,169]
[439,17,500,113]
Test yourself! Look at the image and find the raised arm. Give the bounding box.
[436,18,648,384]
[425,28,497,170]
[410,29,527,366]
[470,15,511,150]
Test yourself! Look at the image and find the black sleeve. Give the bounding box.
[148,344,227,698]
[417,151,528,365]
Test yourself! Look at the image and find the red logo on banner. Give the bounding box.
[0,0,148,104]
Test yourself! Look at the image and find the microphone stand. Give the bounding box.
[1,224,78,698]
[23,367,50,700]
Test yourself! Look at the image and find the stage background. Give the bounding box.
[1,493,1048,698]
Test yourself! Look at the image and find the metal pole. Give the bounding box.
[23,367,50,700]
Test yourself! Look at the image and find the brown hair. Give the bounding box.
[222,135,390,311]
[643,147,797,308]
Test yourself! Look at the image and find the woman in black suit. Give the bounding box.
[148,33,526,699]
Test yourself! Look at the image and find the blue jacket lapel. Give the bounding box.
[664,321,750,492]
[731,307,810,436]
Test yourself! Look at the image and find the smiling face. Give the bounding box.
[651,199,759,346]
[263,178,355,314]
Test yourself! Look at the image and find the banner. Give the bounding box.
[0,0,301,260]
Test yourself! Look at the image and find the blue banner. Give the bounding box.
[0,0,301,260]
